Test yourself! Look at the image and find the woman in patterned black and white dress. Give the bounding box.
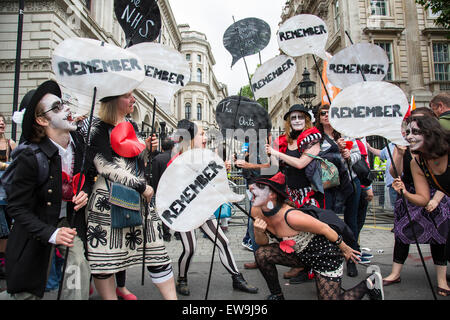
[84,92,176,300]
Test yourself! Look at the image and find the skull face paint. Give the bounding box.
[40,94,77,132]
[290,111,306,131]
[250,183,271,207]
[405,121,424,152]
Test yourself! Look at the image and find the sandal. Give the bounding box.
[437,287,450,297]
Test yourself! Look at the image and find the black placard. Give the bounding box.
[223,18,271,67]
[114,0,161,46]
[215,96,271,132]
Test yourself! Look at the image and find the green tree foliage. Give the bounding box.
[416,0,450,29]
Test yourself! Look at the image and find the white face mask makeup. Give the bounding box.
[290,111,306,131]
[405,121,424,152]
[251,184,271,207]
[40,94,77,132]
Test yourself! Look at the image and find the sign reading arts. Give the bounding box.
[156,149,244,232]
[330,81,409,146]
[52,37,145,100]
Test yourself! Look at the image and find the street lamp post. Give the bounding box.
[298,68,316,109]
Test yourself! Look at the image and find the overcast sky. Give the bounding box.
[169,0,285,96]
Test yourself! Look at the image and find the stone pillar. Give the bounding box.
[404,0,432,103]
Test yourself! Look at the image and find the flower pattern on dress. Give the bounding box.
[95,195,111,212]
[125,228,143,250]
[87,224,107,248]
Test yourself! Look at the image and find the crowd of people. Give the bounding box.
[0,78,448,300]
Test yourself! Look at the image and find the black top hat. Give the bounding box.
[175,119,198,141]
[19,89,36,111]
[21,80,61,141]
[283,104,311,121]
[254,172,288,199]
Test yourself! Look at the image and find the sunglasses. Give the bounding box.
[38,99,74,116]
[320,111,329,116]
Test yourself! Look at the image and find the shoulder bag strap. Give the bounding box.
[284,208,299,231]
[421,157,449,196]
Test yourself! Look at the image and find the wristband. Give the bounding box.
[332,234,343,246]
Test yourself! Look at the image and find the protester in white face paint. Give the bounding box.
[250,172,384,300]
[265,104,323,282]
[0,80,92,300]
[170,119,258,297]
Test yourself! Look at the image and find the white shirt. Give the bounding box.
[48,135,75,244]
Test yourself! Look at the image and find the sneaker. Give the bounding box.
[361,251,373,259]
[366,272,384,300]
[176,277,190,296]
[357,256,371,264]
[241,240,254,252]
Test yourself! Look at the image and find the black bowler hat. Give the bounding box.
[283,104,311,121]
[254,172,288,199]
[21,80,61,141]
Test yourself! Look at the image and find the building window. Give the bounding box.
[198,54,202,62]
[427,7,441,19]
[370,0,388,16]
[334,1,340,31]
[197,68,202,82]
[186,53,191,61]
[197,103,202,120]
[84,0,91,10]
[185,103,191,119]
[432,42,449,81]
[375,41,394,80]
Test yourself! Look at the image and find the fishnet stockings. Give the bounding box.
[255,243,369,300]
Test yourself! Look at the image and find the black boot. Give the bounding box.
[266,293,285,300]
[0,263,5,280]
[232,273,258,294]
[176,277,190,296]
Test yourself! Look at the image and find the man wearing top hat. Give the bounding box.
[0,80,92,300]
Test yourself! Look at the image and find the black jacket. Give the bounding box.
[5,132,92,298]
[151,150,172,191]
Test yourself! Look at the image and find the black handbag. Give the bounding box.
[352,155,374,186]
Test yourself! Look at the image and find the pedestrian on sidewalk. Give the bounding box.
[250,172,384,300]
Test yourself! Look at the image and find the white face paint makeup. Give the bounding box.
[251,184,271,207]
[40,94,77,131]
[193,126,207,149]
[405,121,424,152]
[290,111,306,131]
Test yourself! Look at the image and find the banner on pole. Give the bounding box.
[329,81,409,145]
[156,149,244,232]
[52,37,145,101]
[251,55,297,100]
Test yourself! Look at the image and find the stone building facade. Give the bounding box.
[269,0,449,132]
[0,0,227,140]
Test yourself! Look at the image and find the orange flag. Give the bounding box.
[321,57,340,105]
[410,95,416,111]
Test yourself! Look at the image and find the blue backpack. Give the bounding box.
[0,143,49,204]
